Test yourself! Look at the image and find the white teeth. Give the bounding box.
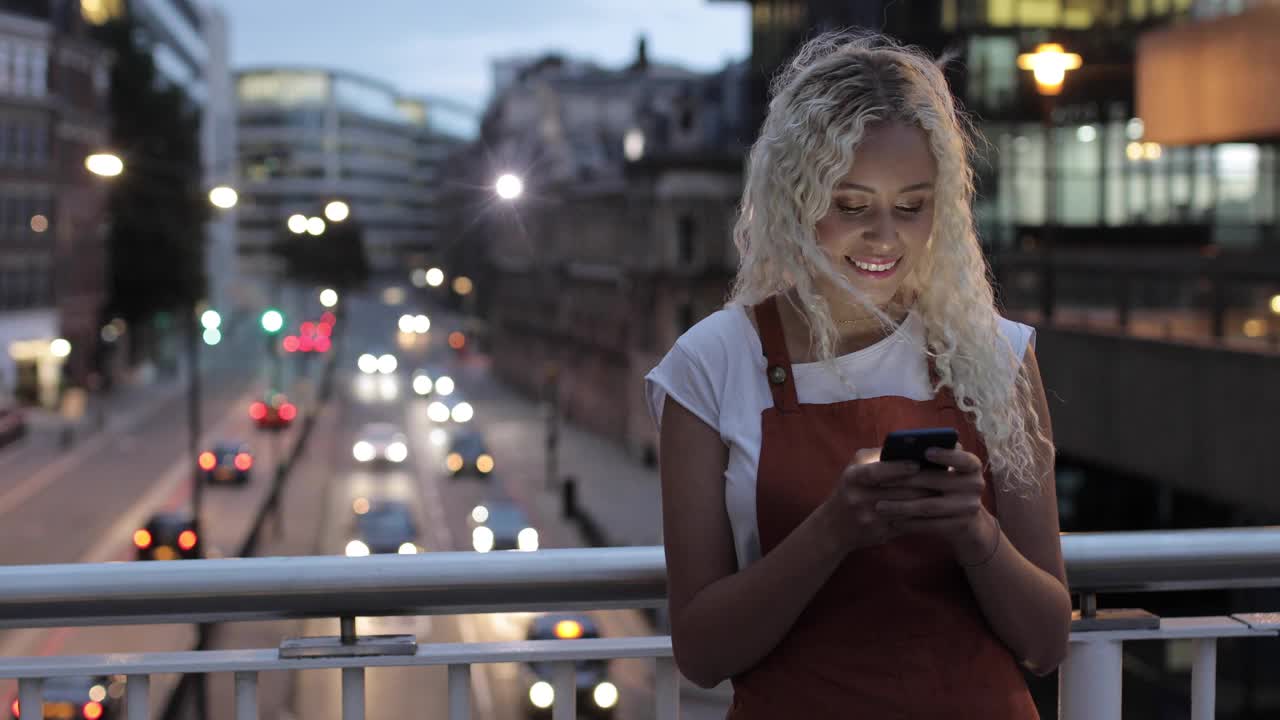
[851,258,898,272]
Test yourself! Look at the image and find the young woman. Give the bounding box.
[645,32,1071,718]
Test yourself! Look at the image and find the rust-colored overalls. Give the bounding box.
[726,297,1037,719]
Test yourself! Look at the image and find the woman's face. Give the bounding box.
[813,121,938,309]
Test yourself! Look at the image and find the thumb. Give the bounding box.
[852,447,882,465]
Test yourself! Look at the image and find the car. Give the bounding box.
[446,430,494,477]
[198,441,253,486]
[9,674,125,719]
[134,511,200,561]
[357,351,398,375]
[410,366,456,398]
[345,499,419,556]
[351,422,409,464]
[521,614,618,718]
[426,391,474,425]
[249,392,297,430]
[468,498,538,553]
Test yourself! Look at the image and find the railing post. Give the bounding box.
[235,671,258,720]
[552,661,576,720]
[18,678,40,720]
[655,656,681,720]
[1191,638,1217,720]
[341,667,364,720]
[127,674,149,720]
[1059,638,1123,720]
[448,664,471,720]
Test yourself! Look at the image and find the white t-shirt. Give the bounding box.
[644,304,1035,571]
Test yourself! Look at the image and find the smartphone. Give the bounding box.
[881,428,959,470]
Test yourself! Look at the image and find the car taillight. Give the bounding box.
[249,402,267,420]
[279,403,297,421]
[198,451,217,471]
[178,530,197,551]
[315,336,331,353]
[83,701,103,719]
[133,529,152,549]
[11,698,19,717]
[282,335,300,353]
[234,453,253,471]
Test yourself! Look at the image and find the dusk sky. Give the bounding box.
[218,0,751,111]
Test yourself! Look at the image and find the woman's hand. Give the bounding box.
[871,444,999,564]
[821,448,936,553]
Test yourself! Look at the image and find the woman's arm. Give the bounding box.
[959,347,1071,675]
[660,396,922,688]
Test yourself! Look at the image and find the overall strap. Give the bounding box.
[753,296,801,414]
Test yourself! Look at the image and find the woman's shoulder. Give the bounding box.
[994,314,1036,361]
[674,304,756,361]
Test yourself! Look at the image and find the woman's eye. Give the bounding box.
[837,205,868,216]
[895,203,925,214]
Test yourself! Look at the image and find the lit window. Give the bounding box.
[81,0,126,25]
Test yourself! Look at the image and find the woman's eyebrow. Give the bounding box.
[835,181,935,193]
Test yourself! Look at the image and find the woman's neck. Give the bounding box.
[778,289,908,360]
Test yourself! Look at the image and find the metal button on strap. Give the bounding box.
[768,365,787,385]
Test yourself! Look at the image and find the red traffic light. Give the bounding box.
[320,311,336,326]
[316,322,332,337]
[299,335,315,353]
[314,336,331,353]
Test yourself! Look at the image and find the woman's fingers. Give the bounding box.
[874,494,980,519]
[923,446,983,474]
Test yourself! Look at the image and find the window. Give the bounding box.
[31,123,46,166]
[677,214,696,264]
[12,45,27,96]
[29,47,45,97]
[13,125,27,167]
[0,41,9,93]
[0,120,7,165]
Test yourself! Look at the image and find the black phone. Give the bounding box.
[881,428,959,470]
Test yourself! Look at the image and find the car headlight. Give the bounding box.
[386,441,408,463]
[518,527,539,552]
[377,354,398,374]
[352,441,375,462]
[471,505,489,523]
[446,453,464,472]
[529,681,554,709]
[345,540,369,557]
[451,402,474,423]
[398,542,417,555]
[357,354,378,374]
[435,376,455,396]
[412,375,433,395]
[427,401,450,423]
[472,526,494,553]
[476,454,494,474]
[593,681,618,709]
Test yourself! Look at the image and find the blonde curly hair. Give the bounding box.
[729,30,1052,495]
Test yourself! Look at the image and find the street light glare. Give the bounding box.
[200,310,222,330]
[50,338,71,358]
[324,200,350,222]
[209,185,239,209]
[85,153,124,177]
[306,217,326,236]
[425,268,445,287]
[495,173,524,200]
[319,288,339,308]
[287,214,309,234]
[1017,43,1082,96]
[453,276,474,296]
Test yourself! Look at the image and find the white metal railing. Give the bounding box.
[0,531,1278,719]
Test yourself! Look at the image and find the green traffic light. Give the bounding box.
[200,310,222,330]
[203,328,222,345]
[260,309,284,334]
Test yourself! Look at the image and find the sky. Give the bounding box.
[218,0,751,112]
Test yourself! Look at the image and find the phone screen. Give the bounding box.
[881,428,958,470]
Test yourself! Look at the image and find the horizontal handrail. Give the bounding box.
[0,528,1278,628]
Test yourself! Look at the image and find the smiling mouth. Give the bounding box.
[846,256,901,277]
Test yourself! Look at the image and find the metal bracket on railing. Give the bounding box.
[1071,592,1160,632]
[278,615,418,659]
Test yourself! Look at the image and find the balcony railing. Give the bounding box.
[0,529,1278,720]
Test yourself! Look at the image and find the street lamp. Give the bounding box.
[425,267,445,288]
[495,173,524,200]
[319,288,339,308]
[287,214,309,235]
[1018,42,1082,323]
[324,200,350,222]
[208,186,238,209]
[85,153,124,177]
[306,217,326,236]
[49,338,71,358]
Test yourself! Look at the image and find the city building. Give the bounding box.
[477,40,748,460]
[0,2,109,407]
[234,67,476,274]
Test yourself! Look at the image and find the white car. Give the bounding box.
[352,422,409,464]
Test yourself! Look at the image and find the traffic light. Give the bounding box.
[260,309,284,334]
[201,310,222,345]
[202,328,222,345]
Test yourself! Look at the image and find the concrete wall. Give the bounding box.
[1036,327,1280,512]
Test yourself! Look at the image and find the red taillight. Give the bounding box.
[234,453,253,471]
[316,322,332,337]
[12,698,19,717]
[198,451,217,471]
[314,336,331,353]
[83,701,103,719]
[178,530,197,551]
[279,403,297,421]
[300,321,315,337]
[321,311,336,326]
[299,335,315,353]
[282,335,300,353]
[133,529,152,549]
[249,402,267,420]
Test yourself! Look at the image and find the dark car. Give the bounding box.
[249,392,297,430]
[522,614,618,718]
[446,430,493,477]
[467,498,538,553]
[345,500,419,556]
[133,511,200,561]
[198,441,253,485]
[9,674,125,719]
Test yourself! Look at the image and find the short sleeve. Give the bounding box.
[997,316,1036,362]
[644,343,721,433]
